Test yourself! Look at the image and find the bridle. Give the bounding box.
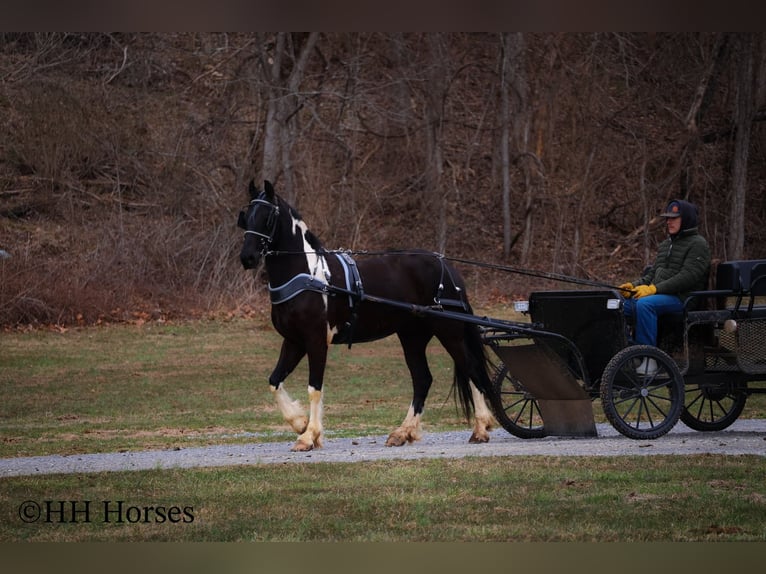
[241,194,280,256]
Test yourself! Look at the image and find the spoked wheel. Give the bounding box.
[600,345,684,440]
[490,363,546,439]
[681,381,747,431]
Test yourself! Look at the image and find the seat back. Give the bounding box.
[749,262,766,296]
[715,259,766,292]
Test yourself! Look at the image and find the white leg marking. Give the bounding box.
[386,404,423,446]
[293,386,324,451]
[327,324,338,347]
[469,381,495,443]
[272,383,308,434]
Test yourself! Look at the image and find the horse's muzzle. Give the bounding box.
[240,251,260,270]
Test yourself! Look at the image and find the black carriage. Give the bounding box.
[482,259,766,440]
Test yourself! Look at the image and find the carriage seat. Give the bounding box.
[664,260,766,342]
[703,259,766,316]
[676,259,766,314]
[714,259,766,293]
[651,260,766,359]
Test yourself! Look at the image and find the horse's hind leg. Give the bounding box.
[466,380,495,443]
[436,331,496,444]
[270,339,309,435]
[386,331,433,447]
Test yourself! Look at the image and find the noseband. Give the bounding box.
[244,196,280,255]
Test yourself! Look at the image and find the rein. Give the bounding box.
[263,248,623,292]
[443,255,624,291]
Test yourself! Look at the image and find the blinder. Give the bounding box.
[240,193,280,255]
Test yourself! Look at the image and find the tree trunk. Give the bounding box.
[256,32,319,204]
[260,33,285,188]
[729,34,755,259]
[499,32,527,260]
[499,35,512,259]
[424,34,448,253]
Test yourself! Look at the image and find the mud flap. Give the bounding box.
[492,343,597,437]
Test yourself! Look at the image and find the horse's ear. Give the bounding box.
[248,179,258,200]
[264,180,275,201]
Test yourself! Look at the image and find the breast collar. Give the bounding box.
[268,252,363,306]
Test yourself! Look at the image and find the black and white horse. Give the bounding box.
[238,180,497,451]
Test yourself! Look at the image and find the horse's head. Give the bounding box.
[238,180,281,269]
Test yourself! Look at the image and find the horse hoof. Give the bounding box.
[469,432,490,444]
[291,441,314,452]
[385,434,407,447]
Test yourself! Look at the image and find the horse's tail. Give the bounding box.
[453,315,497,422]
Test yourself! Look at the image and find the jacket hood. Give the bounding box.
[668,199,699,232]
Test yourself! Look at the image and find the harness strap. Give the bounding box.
[335,252,364,348]
[268,274,329,304]
[268,252,365,349]
[434,256,470,312]
[268,253,366,307]
[336,252,364,304]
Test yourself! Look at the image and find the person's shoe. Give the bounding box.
[635,357,658,375]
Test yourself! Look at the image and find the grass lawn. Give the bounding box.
[2,309,765,542]
[2,455,765,542]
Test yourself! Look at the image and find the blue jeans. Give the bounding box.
[623,294,684,346]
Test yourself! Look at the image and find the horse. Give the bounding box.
[237,180,498,451]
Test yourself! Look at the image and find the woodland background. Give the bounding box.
[1,32,765,326]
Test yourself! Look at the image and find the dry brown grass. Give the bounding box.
[2,33,765,326]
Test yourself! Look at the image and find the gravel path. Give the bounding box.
[2,419,764,478]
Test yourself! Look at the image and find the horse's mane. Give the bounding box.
[304,229,324,252]
[281,197,324,253]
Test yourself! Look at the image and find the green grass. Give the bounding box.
[2,456,765,541]
[2,309,765,458]
[2,311,766,542]
[0,316,476,458]
[3,310,765,458]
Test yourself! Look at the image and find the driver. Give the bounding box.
[619,199,711,374]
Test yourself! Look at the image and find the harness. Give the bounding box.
[433,257,470,312]
[267,251,469,346]
[242,194,280,257]
[268,252,362,304]
[334,252,363,345]
[267,252,364,347]
[267,272,331,304]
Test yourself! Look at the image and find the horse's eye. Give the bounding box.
[237,211,247,229]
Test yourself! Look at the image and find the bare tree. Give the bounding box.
[728,34,756,259]
[498,32,528,260]
[254,32,319,203]
[423,33,449,253]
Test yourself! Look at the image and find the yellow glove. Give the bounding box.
[633,284,657,299]
[618,282,634,297]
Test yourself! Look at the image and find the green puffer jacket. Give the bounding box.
[636,227,711,302]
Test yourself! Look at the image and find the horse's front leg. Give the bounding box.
[291,340,328,452]
[270,340,308,435]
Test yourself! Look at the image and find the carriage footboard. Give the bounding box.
[491,343,597,437]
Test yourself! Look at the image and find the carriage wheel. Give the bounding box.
[680,381,747,431]
[600,345,684,440]
[490,363,546,439]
